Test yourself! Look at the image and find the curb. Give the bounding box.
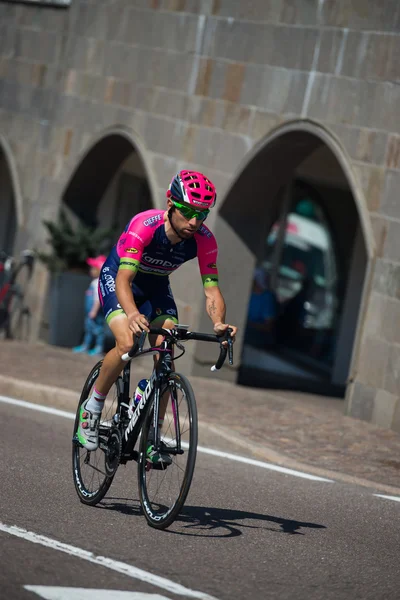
[0,375,79,408]
[199,421,400,497]
[2,374,400,497]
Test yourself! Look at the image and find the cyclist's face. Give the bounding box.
[167,200,204,238]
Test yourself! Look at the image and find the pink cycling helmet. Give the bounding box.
[166,170,217,210]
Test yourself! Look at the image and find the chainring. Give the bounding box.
[105,428,122,477]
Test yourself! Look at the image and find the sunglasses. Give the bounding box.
[172,200,210,221]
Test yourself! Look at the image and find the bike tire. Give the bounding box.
[0,307,9,339]
[72,360,119,506]
[6,289,30,341]
[137,372,198,529]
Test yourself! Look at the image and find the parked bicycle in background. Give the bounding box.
[0,249,35,341]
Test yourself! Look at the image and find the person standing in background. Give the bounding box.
[73,255,107,357]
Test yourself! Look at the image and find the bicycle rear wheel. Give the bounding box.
[6,289,30,341]
[72,361,120,505]
[138,372,198,529]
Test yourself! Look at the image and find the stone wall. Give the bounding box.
[1,0,400,428]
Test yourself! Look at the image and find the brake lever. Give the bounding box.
[211,328,234,371]
[227,337,234,365]
[122,330,147,361]
[225,327,234,366]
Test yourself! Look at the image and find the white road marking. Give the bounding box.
[0,394,333,482]
[0,523,217,600]
[0,395,75,419]
[25,587,168,600]
[374,494,400,503]
[195,444,333,482]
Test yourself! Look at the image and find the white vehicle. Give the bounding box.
[263,213,338,330]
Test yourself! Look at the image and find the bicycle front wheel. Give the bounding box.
[72,361,120,506]
[138,372,198,529]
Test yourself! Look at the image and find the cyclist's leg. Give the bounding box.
[149,314,178,413]
[95,313,133,393]
[144,314,178,465]
[76,270,143,449]
[92,271,147,399]
[144,286,178,464]
[75,314,134,451]
[147,281,179,419]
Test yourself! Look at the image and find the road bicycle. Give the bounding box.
[72,324,233,529]
[0,249,35,340]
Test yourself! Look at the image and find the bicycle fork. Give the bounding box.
[152,379,184,457]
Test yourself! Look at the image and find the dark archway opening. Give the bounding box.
[63,133,152,231]
[43,132,154,350]
[214,129,368,398]
[0,147,17,256]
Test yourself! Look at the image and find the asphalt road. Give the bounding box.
[1,398,400,600]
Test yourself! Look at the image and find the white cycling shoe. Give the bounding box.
[76,400,101,451]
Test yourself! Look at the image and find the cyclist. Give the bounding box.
[75,170,238,464]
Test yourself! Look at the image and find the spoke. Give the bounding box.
[86,461,107,477]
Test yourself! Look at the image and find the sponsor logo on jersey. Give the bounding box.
[198,225,212,238]
[124,247,138,254]
[143,214,162,227]
[128,230,144,243]
[207,262,217,269]
[166,308,177,315]
[118,236,127,247]
[143,255,180,269]
[103,273,116,293]
[204,276,218,284]
[156,308,162,316]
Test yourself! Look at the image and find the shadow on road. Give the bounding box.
[170,505,327,538]
[98,498,326,538]
[96,496,141,517]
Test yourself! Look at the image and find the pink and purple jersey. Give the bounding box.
[104,209,219,288]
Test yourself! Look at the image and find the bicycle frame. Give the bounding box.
[106,336,175,463]
[105,325,233,462]
[72,324,234,524]
[0,250,34,327]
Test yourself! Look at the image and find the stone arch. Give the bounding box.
[62,126,156,230]
[194,119,373,399]
[0,134,24,254]
[222,119,374,258]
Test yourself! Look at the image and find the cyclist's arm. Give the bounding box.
[115,223,143,319]
[195,225,237,338]
[204,284,226,327]
[115,210,162,328]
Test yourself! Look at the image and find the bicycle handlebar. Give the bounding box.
[121,326,234,371]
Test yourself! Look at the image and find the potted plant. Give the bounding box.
[37,210,116,347]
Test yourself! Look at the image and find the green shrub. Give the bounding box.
[37,210,116,273]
